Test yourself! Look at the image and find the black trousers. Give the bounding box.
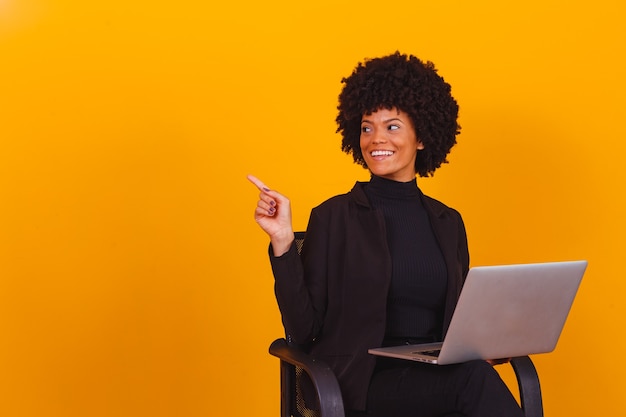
[347,358,525,417]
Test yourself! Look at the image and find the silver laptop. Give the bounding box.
[368,260,587,365]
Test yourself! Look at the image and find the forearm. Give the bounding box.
[269,229,295,257]
[270,243,323,344]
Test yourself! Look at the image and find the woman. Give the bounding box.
[249,52,523,417]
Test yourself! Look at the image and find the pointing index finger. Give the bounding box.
[247,174,270,192]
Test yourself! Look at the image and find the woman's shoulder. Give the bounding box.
[312,181,368,211]
[421,192,463,219]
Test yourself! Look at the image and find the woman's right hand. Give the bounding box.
[247,174,294,256]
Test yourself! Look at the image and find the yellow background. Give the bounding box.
[1,1,624,416]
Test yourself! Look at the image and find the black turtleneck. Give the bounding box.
[363,175,448,344]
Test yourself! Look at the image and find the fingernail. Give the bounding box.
[263,187,270,192]
[270,201,276,206]
[268,207,275,214]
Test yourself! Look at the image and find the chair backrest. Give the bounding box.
[286,231,306,349]
[294,231,306,256]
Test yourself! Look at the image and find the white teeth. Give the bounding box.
[371,150,394,157]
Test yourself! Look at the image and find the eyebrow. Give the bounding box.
[361,117,404,124]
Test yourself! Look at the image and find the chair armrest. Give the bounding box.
[269,338,345,417]
[510,356,543,417]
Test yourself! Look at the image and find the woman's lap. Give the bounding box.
[357,360,524,417]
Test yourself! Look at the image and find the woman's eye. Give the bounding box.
[388,124,399,131]
[361,126,371,133]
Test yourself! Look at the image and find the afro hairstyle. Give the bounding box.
[336,51,460,177]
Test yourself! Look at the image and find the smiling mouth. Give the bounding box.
[371,150,394,157]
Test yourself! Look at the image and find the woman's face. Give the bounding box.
[360,107,423,182]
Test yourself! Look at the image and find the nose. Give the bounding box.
[372,129,387,144]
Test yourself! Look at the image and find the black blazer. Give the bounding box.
[270,181,470,410]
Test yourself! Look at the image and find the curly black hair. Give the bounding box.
[336,52,460,177]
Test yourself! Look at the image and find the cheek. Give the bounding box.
[359,136,367,152]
